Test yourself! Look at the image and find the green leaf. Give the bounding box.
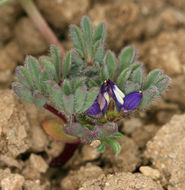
[63,80,72,95]
[26,56,41,92]
[72,50,84,65]
[144,69,162,90]
[104,51,117,81]
[19,66,34,90]
[62,51,71,79]
[81,16,93,60]
[132,67,143,87]
[97,142,106,153]
[125,81,139,94]
[104,138,121,154]
[99,67,105,82]
[50,84,65,111]
[93,22,106,43]
[139,86,159,108]
[70,77,85,92]
[95,42,104,64]
[50,45,61,80]
[39,70,52,94]
[33,91,47,107]
[87,78,98,87]
[111,132,124,139]
[63,94,74,114]
[40,56,57,81]
[82,87,99,112]
[74,87,87,113]
[16,66,31,90]
[119,46,136,73]
[70,25,85,54]
[12,82,33,103]
[117,68,129,89]
[155,76,170,94]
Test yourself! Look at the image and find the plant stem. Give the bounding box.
[44,104,67,123]
[19,0,65,58]
[50,143,79,167]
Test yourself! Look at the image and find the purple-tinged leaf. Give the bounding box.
[12,82,33,103]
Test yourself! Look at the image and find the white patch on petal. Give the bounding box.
[113,85,125,105]
[104,92,110,104]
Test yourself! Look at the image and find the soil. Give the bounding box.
[0,0,185,189]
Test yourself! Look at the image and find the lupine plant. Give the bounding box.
[12,16,170,164]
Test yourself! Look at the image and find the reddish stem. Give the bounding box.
[44,104,67,123]
[50,143,79,167]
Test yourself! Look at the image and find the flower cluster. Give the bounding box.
[87,79,142,117]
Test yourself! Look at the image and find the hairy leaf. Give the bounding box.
[81,16,93,60]
[119,46,136,73]
[62,51,71,79]
[104,51,117,81]
[144,69,162,90]
[50,45,61,80]
[26,56,41,92]
[12,82,33,103]
[33,91,47,107]
[104,138,121,154]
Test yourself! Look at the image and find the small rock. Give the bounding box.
[0,90,31,157]
[102,136,141,172]
[29,154,48,173]
[145,114,185,189]
[36,0,90,28]
[79,172,163,190]
[122,118,143,135]
[1,173,24,190]
[15,17,48,55]
[61,163,103,190]
[0,2,21,43]
[24,180,50,190]
[131,124,159,148]
[81,145,100,162]
[139,166,160,180]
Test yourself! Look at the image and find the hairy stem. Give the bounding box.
[19,0,65,58]
[44,104,67,123]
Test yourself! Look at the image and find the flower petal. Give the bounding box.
[123,91,142,111]
[107,79,125,110]
[87,100,101,116]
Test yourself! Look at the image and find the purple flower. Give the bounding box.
[123,91,143,111]
[87,79,143,117]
